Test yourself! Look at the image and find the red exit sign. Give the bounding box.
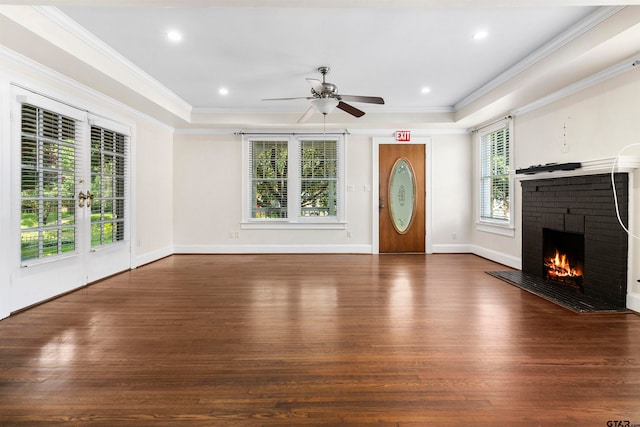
[395,130,411,142]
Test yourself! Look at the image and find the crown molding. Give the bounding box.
[511,54,640,116]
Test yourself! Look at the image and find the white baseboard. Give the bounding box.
[470,245,522,270]
[134,246,173,268]
[173,244,373,254]
[627,292,640,314]
[431,244,473,253]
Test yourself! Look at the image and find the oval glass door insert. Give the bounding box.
[389,158,416,234]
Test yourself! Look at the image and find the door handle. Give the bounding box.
[86,191,94,208]
[78,191,86,208]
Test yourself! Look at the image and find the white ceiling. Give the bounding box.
[1,2,639,129]
[58,4,596,111]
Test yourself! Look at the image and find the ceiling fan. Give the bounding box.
[263,66,385,123]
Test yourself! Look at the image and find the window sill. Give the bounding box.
[476,221,516,237]
[241,221,347,230]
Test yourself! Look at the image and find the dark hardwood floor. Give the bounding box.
[1,254,639,426]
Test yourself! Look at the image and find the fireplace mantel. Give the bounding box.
[513,155,640,181]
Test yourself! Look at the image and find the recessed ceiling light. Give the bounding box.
[421,87,431,94]
[218,87,229,96]
[167,30,182,42]
[472,30,489,40]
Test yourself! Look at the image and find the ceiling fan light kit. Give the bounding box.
[311,98,339,114]
[263,66,385,123]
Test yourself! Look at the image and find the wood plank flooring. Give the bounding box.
[1,254,639,426]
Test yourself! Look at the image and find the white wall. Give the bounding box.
[173,132,473,253]
[172,133,375,253]
[430,134,473,253]
[134,120,174,266]
[471,68,640,311]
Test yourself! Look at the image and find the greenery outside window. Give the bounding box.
[478,120,513,230]
[245,134,344,227]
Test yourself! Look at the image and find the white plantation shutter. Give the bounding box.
[20,103,84,260]
[480,124,510,222]
[89,124,128,247]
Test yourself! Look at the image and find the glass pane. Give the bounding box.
[61,173,75,198]
[21,169,38,194]
[252,179,287,218]
[21,231,39,260]
[61,227,76,253]
[42,229,59,257]
[91,223,102,247]
[300,180,337,217]
[62,200,76,225]
[21,201,38,229]
[43,201,60,227]
[389,158,416,234]
[115,199,125,218]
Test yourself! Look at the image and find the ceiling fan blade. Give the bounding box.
[338,95,385,105]
[262,96,313,101]
[305,78,324,93]
[336,101,365,118]
[297,105,316,123]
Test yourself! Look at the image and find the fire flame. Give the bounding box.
[544,250,582,279]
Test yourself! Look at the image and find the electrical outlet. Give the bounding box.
[347,230,352,238]
[234,231,239,239]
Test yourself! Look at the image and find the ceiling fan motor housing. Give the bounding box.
[312,83,338,98]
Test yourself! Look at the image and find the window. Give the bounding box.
[90,125,127,247]
[250,139,289,219]
[20,104,80,260]
[479,121,512,226]
[300,139,338,217]
[244,134,344,227]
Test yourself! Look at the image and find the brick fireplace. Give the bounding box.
[521,173,628,308]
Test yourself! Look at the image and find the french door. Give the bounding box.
[10,88,130,312]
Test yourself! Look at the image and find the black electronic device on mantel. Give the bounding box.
[515,162,581,175]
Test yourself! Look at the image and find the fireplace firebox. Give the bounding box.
[542,229,584,291]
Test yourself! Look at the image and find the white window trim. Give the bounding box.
[241,133,346,230]
[476,119,515,237]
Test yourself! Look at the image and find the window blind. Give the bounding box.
[249,140,289,219]
[90,125,127,247]
[20,103,81,260]
[480,125,510,222]
[300,139,338,217]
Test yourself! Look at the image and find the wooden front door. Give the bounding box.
[379,144,425,253]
